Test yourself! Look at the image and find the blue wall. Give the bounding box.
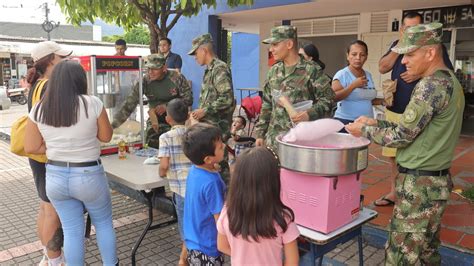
[167,0,310,108]
[231,32,260,104]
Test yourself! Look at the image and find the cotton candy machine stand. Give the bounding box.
[277,133,370,234]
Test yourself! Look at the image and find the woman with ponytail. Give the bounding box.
[25,41,72,266]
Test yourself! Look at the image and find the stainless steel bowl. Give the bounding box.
[276,133,370,176]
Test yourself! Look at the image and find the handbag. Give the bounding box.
[10,79,48,163]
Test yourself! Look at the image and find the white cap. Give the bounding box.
[31,41,73,62]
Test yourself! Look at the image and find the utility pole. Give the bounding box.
[41,2,60,40]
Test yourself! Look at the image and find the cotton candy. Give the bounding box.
[282,119,345,143]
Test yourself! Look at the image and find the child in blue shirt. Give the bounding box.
[182,123,226,265]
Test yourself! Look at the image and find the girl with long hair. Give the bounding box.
[24,60,117,265]
[217,147,300,265]
[26,41,72,265]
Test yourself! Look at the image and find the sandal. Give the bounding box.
[374,196,395,207]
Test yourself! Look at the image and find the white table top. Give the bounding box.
[102,154,167,191]
[297,208,378,244]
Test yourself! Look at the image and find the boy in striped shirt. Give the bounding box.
[158,98,192,265]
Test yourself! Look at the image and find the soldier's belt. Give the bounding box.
[397,165,450,176]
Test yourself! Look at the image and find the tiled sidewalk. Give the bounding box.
[361,136,474,251]
[0,135,472,265]
[0,139,387,265]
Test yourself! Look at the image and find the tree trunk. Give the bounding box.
[148,25,160,53]
[148,24,169,54]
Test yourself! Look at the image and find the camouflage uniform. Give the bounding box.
[361,23,465,265]
[112,54,193,148]
[189,33,235,183]
[255,26,335,150]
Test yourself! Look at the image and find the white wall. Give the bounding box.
[301,35,358,78]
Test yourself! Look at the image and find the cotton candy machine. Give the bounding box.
[277,133,370,234]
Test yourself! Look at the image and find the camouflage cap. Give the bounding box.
[392,22,443,54]
[262,25,297,44]
[188,33,213,55]
[144,53,166,69]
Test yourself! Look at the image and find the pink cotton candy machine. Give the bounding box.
[277,133,370,234]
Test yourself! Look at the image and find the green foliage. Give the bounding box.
[102,27,150,45]
[462,186,474,201]
[124,27,150,45]
[57,0,253,52]
[57,0,253,31]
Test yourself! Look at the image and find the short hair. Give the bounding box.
[182,123,222,165]
[235,115,246,128]
[166,98,188,124]
[160,38,172,45]
[346,40,368,55]
[201,43,215,54]
[115,39,126,46]
[403,11,423,24]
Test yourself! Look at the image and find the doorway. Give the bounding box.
[454,28,474,136]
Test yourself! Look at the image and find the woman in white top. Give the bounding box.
[25,60,117,265]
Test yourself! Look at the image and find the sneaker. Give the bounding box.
[47,253,65,266]
[38,255,48,266]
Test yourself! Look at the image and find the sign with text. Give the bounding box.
[404,5,473,28]
[95,56,140,71]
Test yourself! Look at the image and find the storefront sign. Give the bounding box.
[95,57,139,71]
[404,5,473,28]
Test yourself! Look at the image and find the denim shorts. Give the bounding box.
[172,193,185,240]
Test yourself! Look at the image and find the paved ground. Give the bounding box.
[0,103,26,136]
[362,137,474,251]
[1,104,473,265]
[0,140,388,265]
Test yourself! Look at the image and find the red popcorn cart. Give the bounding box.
[75,55,145,155]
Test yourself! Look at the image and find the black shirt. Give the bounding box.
[385,40,454,114]
[165,52,183,70]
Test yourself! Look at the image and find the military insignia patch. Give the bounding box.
[404,108,417,123]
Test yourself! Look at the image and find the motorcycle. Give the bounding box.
[6,87,28,105]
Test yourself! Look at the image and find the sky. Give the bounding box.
[0,0,124,36]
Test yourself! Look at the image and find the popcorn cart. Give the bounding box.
[76,55,145,155]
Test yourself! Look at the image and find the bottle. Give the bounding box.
[118,138,127,160]
[127,132,134,154]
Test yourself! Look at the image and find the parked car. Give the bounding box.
[6,87,28,105]
[0,86,12,110]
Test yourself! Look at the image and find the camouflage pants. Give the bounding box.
[145,119,171,149]
[385,173,452,266]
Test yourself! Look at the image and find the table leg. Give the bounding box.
[130,190,177,266]
[131,190,154,266]
[358,234,364,266]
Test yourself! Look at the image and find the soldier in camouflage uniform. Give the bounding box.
[111,53,193,149]
[188,33,235,183]
[255,26,335,151]
[346,23,465,265]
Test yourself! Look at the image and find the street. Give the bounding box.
[0,103,27,136]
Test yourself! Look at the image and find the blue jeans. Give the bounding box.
[172,193,185,240]
[46,164,117,265]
